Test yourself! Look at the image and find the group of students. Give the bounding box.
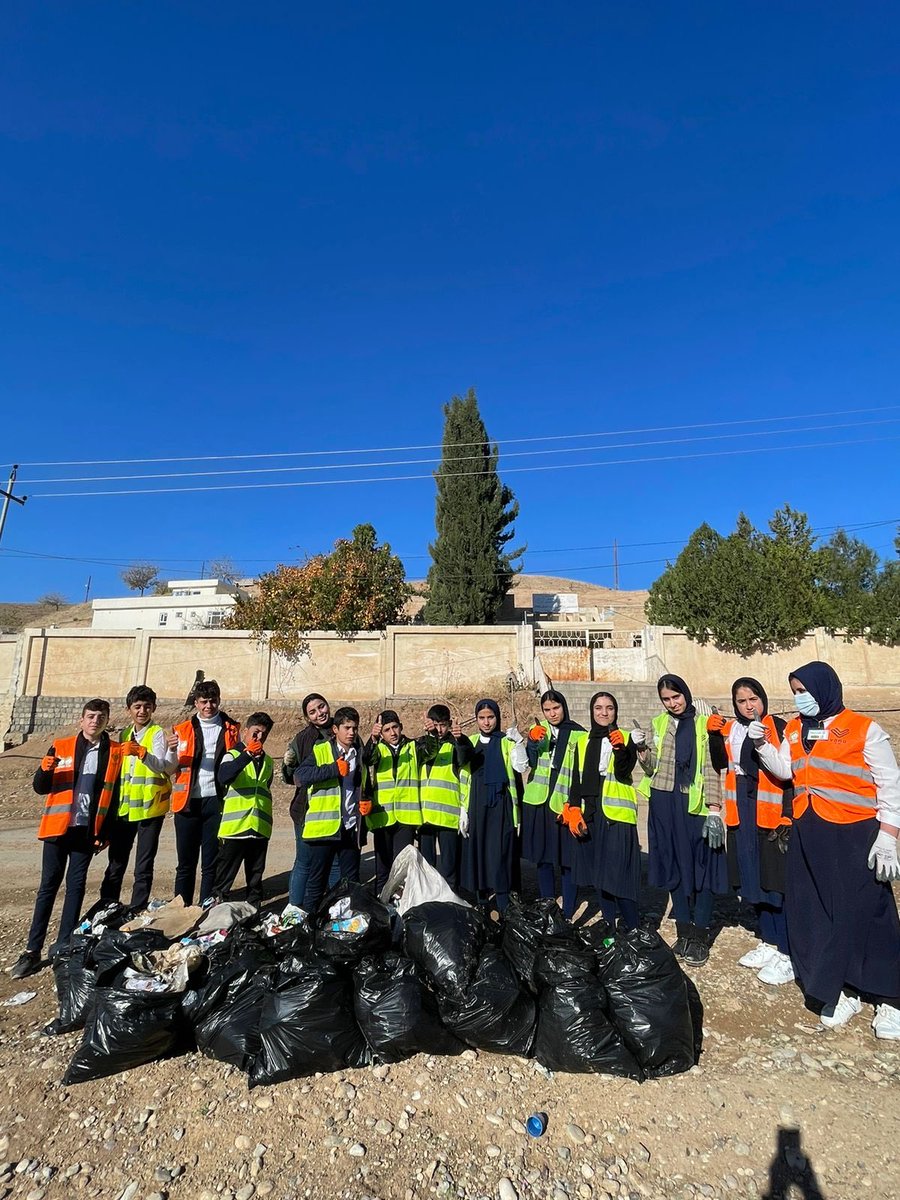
[9,664,900,1042]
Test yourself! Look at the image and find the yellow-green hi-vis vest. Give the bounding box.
[577,730,639,825]
[523,724,587,814]
[219,750,274,839]
[419,740,460,830]
[367,740,421,830]
[459,733,520,828]
[637,713,711,815]
[302,740,343,839]
[119,723,172,822]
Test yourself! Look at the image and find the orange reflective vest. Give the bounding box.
[37,734,124,841]
[720,716,791,831]
[171,716,241,812]
[785,708,878,825]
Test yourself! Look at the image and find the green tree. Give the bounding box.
[815,529,879,636]
[227,524,409,659]
[868,527,900,646]
[423,388,523,624]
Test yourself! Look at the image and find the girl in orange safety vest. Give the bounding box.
[756,661,900,1038]
[706,677,793,986]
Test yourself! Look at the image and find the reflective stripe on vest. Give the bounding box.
[786,710,878,824]
[367,740,421,830]
[721,715,790,830]
[523,726,587,814]
[37,735,124,841]
[594,730,639,825]
[119,723,172,822]
[302,740,343,839]
[420,742,460,829]
[171,716,240,812]
[636,713,710,815]
[459,733,520,829]
[219,749,274,838]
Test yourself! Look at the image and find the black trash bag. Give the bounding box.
[500,896,572,993]
[353,952,464,1062]
[268,918,315,961]
[249,958,369,1086]
[205,922,280,975]
[62,985,186,1084]
[594,927,695,1078]
[533,936,597,989]
[438,946,536,1057]
[52,937,97,1033]
[314,881,394,964]
[79,898,133,932]
[90,928,173,986]
[189,956,275,1072]
[403,902,485,999]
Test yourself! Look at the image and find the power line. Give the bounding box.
[14,404,900,470]
[27,433,900,498]
[20,416,900,485]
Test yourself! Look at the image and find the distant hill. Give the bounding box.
[0,601,94,633]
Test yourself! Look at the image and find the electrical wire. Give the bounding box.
[14,403,900,470]
[20,416,900,485]
[26,433,900,498]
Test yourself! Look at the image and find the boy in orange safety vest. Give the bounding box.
[9,698,123,979]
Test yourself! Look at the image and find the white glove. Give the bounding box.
[283,745,298,768]
[505,725,524,744]
[458,808,470,838]
[868,829,900,883]
[631,727,646,748]
[747,720,767,746]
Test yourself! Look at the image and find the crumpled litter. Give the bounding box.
[121,895,203,939]
[129,944,204,993]
[198,901,256,934]
[326,896,369,937]
[260,904,308,938]
[191,929,230,951]
[2,991,37,1006]
[122,970,171,994]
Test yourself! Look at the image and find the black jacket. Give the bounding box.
[33,731,119,847]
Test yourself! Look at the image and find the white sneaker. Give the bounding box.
[873,1003,900,1040]
[738,941,776,969]
[757,951,795,986]
[820,991,862,1029]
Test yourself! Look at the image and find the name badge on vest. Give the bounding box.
[807,729,828,741]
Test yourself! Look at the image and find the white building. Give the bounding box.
[91,579,247,631]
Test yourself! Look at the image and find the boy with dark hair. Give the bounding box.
[416,703,472,890]
[9,699,124,979]
[213,711,275,908]
[295,705,365,912]
[99,685,173,911]
[363,709,421,893]
[165,679,241,904]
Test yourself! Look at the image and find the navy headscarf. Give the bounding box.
[579,691,620,805]
[789,661,845,751]
[657,674,697,791]
[537,689,585,792]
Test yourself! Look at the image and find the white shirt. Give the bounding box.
[194,715,224,799]
[757,715,900,825]
[727,722,751,777]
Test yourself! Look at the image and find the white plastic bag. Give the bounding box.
[379,845,470,915]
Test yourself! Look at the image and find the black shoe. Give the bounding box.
[683,929,710,967]
[42,1018,63,1037]
[672,922,693,959]
[9,951,41,980]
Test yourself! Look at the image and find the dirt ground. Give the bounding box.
[1,697,900,1200]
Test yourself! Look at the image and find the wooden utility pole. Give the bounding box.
[613,539,619,590]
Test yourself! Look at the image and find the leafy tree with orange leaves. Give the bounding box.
[227,524,409,659]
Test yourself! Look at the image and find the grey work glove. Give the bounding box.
[868,829,900,883]
[767,825,791,855]
[703,811,726,850]
[283,745,298,769]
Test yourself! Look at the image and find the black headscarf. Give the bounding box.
[789,661,845,751]
[729,677,769,780]
[538,689,585,792]
[474,698,507,790]
[578,691,619,805]
[657,674,697,791]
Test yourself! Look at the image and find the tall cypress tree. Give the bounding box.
[423,388,523,624]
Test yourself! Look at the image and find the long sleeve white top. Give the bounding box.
[757,716,900,826]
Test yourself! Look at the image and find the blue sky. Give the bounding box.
[2,2,899,603]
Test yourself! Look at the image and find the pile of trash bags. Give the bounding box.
[52,848,700,1087]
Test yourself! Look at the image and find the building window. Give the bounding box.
[207,609,225,629]
[158,613,168,627]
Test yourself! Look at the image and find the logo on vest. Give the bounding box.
[829,725,849,741]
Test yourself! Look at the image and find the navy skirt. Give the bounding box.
[786,807,900,1008]
[726,775,785,904]
[522,802,563,867]
[647,786,728,896]
[460,780,516,895]
[560,819,594,885]
[592,814,641,902]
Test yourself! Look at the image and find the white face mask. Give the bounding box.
[794,691,820,718]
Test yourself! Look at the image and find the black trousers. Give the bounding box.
[26,827,94,955]
[304,825,361,914]
[418,824,460,890]
[213,837,269,906]
[100,813,165,911]
[174,794,222,905]
[373,823,417,893]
